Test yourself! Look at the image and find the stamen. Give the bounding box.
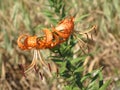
[48,63,52,72]
[79,44,86,54]
[85,33,90,53]
[24,50,37,73]
[34,65,39,73]
[94,29,97,35]
[37,50,47,66]
[73,34,86,54]
[18,64,26,78]
[39,72,43,80]
[85,33,89,40]
[94,25,97,35]
[79,25,97,34]
[87,45,90,53]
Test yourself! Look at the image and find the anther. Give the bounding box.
[79,44,86,54]
[94,25,97,35]
[48,63,52,72]
[34,65,39,73]
[87,45,90,53]
[39,72,43,80]
[18,64,26,78]
[85,33,89,40]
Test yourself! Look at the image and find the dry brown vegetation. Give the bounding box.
[0,0,120,90]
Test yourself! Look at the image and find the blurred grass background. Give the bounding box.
[0,0,120,90]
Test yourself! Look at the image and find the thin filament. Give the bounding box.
[24,50,37,73]
[37,50,47,67]
[79,25,97,34]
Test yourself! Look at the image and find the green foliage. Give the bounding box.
[44,0,110,90]
[43,0,68,25]
[51,37,110,90]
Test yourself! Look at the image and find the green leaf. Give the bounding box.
[81,73,91,82]
[74,66,83,74]
[87,79,99,90]
[99,80,111,90]
[74,14,90,24]
[64,86,71,90]
[43,10,53,17]
[59,61,67,73]
[52,59,64,64]
[71,56,87,65]
[99,71,104,87]
[73,87,80,90]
